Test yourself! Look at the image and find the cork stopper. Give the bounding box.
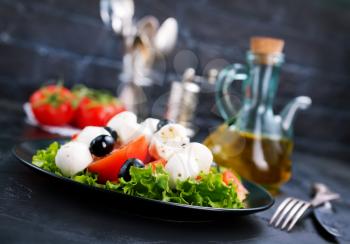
[250,37,284,55]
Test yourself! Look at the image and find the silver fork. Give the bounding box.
[269,183,340,232]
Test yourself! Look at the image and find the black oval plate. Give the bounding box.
[12,139,274,222]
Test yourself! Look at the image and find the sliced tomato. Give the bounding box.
[195,175,202,181]
[88,135,149,183]
[222,170,237,185]
[71,133,79,140]
[149,159,166,172]
[222,170,248,201]
[148,142,164,161]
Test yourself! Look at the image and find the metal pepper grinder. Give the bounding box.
[165,68,219,137]
[165,68,200,137]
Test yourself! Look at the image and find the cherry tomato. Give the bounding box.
[73,97,125,128]
[88,135,149,183]
[30,85,75,126]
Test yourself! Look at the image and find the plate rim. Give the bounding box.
[12,139,274,213]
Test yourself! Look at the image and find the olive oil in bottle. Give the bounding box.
[209,37,311,194]
[204,124,293,193]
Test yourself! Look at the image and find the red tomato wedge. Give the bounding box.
[148,142,160,160]
[222,170,237,186]
[222,170,248,201]
[88,135,149,183]
[149,159,167,172]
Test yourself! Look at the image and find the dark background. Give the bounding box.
[0,0,349,160]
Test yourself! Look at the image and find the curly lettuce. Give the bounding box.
[106,164,244,208]
[32,142,245,209]
[72,171,104,188]
[105,164,172,200]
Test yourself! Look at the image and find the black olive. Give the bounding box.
[89,135,115,157]
[157,119,172,131]
[118,158,145,181]
[104,126,118,141]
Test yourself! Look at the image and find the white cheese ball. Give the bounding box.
[141,118,160,134]
[117,122,143,145]
[75,126,110,146]
[165,152,200,187]
[182,143,213,174]
[150,124,190,160]
[107,111,141,145]
[55,141,93,176]
[136,125,154,141]
[138,118,160,141]
[107,111,137,130]
[153,124,189,144]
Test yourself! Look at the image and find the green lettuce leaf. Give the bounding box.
[107,165,244,208]
[72,171,104,188]
[105,165,173,200]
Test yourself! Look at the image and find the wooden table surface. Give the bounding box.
[1,99,349,244]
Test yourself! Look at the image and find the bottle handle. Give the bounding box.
[215,63,248,121]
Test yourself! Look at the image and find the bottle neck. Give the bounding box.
[242,52,283,109]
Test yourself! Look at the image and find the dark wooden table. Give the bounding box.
[1,99,349,243]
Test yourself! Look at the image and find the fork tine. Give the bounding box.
[281,201,305,230]
[274,199,299,228]
[287,202,311,231]
[269,197,292,225]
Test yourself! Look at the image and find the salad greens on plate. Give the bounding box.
[32,142,245,209]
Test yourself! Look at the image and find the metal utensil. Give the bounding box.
[137,15,159,41]
[312,183,342,238]
[154,17,178,55]
[313,202,342,238]
[100,0,135,36]
[269,183,340,231]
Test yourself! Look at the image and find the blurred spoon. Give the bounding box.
[154,17,178,55]
[100,0,135,36]
[137,15,159,42]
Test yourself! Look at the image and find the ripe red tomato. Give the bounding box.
[73,96,125,129]
[88,135,149,183]
[30,85,75,126]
